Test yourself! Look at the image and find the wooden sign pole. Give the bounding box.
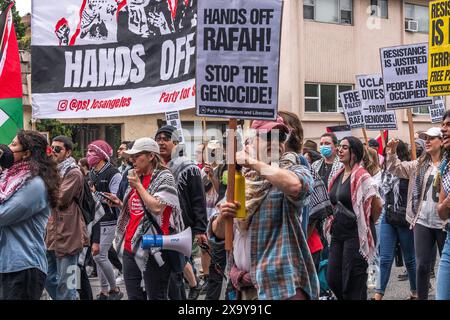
[379,130,386,150]
[225,119,237,251]
[407,109,417,160]
[362,128,369,146]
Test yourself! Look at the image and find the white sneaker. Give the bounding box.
[116,274,124,285]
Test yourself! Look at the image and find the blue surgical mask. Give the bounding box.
[320,145,333,158]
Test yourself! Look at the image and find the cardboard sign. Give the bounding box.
[339,90,364,129]
[428,0,450,95]
[196,0,282,120]
[381,43,432,109]
[165,111,185,143]
[357,74,397,131]
[429,97,446,123]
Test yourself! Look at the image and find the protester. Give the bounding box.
[415,138,425,159]
[117,141,132,174]
[368,138,384,166]
[78,157,90,176]
[436,111,450,300]
[303,139,318,153]
[156,125,208,300]
[384,129,445,299]
[87,140,123,300]
[374,139,417,300]
[279,110,332,273]
[212,117,319,300]
[326,136,382,300]
[107,137,184,300]
[44,136,89,300]
[117,141,135,201]
[312,133,343,188]
[0,131,60,300]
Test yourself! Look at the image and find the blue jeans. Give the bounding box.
[376,216,416,295]
[437,232,450,300]
[45,251,79,300]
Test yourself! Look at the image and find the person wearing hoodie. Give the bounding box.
[155,125,207,300]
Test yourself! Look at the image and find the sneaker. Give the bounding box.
[397,270,408,281]
[108,288,124,300]
[187,283,202,300]
[116,274,124,285]
[96,292,108,300]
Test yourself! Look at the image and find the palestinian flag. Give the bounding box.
[0,2,23,145]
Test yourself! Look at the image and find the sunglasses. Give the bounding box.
[51,146,64,154]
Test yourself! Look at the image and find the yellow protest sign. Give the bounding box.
[429,0,450,96]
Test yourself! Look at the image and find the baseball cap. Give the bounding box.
[419,127,442,140]
[124,137,160,155]
[251,116,289,134]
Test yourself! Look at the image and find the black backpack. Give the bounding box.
[67,168,96,225]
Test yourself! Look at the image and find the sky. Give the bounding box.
[15,0,31,16]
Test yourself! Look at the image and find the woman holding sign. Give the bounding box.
[384,129,445,300]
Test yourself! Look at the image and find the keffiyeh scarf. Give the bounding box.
[0,160,32,204]
[57,157,78,178]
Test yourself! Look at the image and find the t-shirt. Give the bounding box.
[318,162,333,186]
[124,175,173,253]
[418,166,442,229]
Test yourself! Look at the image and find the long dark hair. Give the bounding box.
[278,110,304,153]
[17,130,60,209]
[396,139,411,162]
[341,136,364,168]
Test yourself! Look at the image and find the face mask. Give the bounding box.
[320,145,333,158]
[87,154,102,168]
[0,144,15,169]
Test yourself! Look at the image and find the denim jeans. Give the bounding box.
[376,216,416,295]
[45,251,79,300]
[0,268,46,300]
[437,232,450,300]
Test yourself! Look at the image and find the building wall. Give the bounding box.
[21,0,445,146]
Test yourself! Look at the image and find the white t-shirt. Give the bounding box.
[233,227,251,273]
[418,165,442,229]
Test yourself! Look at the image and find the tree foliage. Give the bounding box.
[0,1,27,40]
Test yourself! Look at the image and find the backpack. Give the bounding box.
[67,167,96,225]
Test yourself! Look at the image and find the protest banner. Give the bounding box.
[165,111,185,143]
[31,0,196,119]
[428,0,450,96]
[196,0,282,120]
[356,74,398,131]
[429,96,446,123]
[380,43,432,109]
[196,0,283,250]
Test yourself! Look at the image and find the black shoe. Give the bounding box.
[398,271,408,281]
[96,292,108,300]
[188,283,202,300]
[108,288,124,300]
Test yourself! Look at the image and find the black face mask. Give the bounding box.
[0,144,15,169]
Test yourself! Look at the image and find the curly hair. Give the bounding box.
[17,130,60,209]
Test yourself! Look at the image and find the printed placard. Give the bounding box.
[428,0,450,96]
[357,74,398,131]
[339,90,364,129]
[429,97,446,123]
[196,0,282,120]
[381,43,432,109]
[165,111,185,143]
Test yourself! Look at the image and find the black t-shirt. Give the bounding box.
[319,162,333,185]
[329,172,358,239]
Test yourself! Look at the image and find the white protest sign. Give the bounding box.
[339,90,364,129]
[196,0,282,120]
[357,74,398,131]
[165,111,185,143]
[380,43,432,110]
[429,97,446,123]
